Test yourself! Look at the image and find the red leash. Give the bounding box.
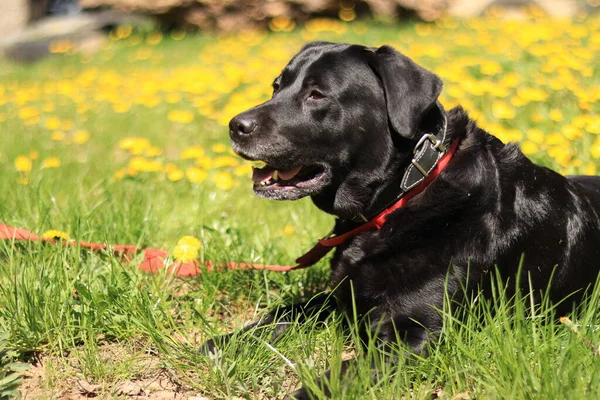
[0,224,297,276]
[0,139,459,276]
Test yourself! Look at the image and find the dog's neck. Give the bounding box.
[353,104,450,223]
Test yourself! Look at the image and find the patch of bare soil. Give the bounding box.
[19,344,208,400]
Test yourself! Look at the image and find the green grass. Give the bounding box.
[1,17,600,399]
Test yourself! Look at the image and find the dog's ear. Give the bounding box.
[367,45,443,139]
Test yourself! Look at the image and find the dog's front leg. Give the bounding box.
[286,324,434,399]
[201,291,337,355]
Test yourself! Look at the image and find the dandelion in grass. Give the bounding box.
[177,235,202,249]
[42,230,69,240]
[173,244,198,263]
[214,171,234,190]
[166,169,183,181]
[42,157,61,169]
[168,110,194,124]
[73,130,90,144]
[14,155,32,173]
[180,146,205,160]
[186,167,207,183]
[211,143,227,154]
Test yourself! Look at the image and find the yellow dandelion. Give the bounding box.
[521,141,539,155]
[516,87,548,103]
[586,119,600,135]
[73,130,90,144]
[211,143,227,153]
[44,116,61,130]
[15,155,32,173]
[146,31,163,46]
[18,107,39,120]
[51,131,66,141]
[196,156,213,169]
[214,155,239,168]
[42,230,69,240]
[549,109,563,122]
[164,163,178,173]
[480,61,502,76]
[29,150,39,160]
[492,101,516,119]
[284,225,295,235]
[119,137,151,155]
[590,139,600,159]
[180,146,205,159]
[17,176,29,185]
[41,157,61,168]
[339,9,356,22]
[214,171,234,190]
[527,129,545,144]
[129,157,162,172]
[234,164,252,176]
[548,146,571,167]
[584,163,597,175]
[165,93,182,104]
[177,235,202,249]
[145,146,163,157]
[173,244,198,263]
[186,167,208,183]
[114,169,126,180]
[168,169,184,181]
[168,110,194,124]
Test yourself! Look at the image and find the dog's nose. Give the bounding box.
[229,115,257,136]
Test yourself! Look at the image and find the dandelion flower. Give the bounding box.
[492,101,515,119]
[521,141,539,155]
[73,130,90,144]
[42,157,61,168]
[173,244,198,263]
[214,171,234,190]
[177,235,202,249]
[180,146,205,159]
[211,143,227,153]
[42,230,69,240]
[15,155,32,173]
[168,110,194,124]
[186,167,208,183]
[168,169,184,181]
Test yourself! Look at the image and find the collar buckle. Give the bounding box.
[414,133,447,155]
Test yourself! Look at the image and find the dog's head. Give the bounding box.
[229,42,444,219]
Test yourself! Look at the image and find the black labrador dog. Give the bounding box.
[208,42,600,398]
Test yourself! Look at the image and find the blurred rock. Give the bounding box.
[0,9,149,63]
[0,0,30,39]
[449,0,578,18]
[78,0,450,30]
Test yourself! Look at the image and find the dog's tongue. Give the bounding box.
[252,166,302,183]
[278,166,302,180]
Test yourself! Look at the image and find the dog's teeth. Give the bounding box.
[272,171,279,181]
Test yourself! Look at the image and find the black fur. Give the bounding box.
[214,42,600,398]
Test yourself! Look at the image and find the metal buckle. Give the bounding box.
[411,159,429,177]
[410,133,447,178]
[413,133,447,154]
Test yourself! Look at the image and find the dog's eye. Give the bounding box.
[307,90,325,100]
[272,83,280,94]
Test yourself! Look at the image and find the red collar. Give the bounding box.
[294,138,461,269]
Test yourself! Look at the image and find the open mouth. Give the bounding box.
[251,162,328,199]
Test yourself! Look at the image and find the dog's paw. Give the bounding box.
[285,387,313,400]
[199,337,219,356]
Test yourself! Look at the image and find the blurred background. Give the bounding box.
[1,3,600,398]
